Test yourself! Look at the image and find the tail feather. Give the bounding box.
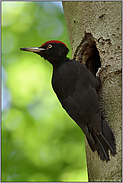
[93,132,110,161]
[87,117,116,162]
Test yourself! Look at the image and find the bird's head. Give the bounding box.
[20,40,69,66]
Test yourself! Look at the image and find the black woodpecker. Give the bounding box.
[20,40,116,161]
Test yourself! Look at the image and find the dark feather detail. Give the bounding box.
[86,116,116,161]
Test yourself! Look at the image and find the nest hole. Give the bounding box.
[73,32,101,76]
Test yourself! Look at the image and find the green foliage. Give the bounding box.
[1,1,88,181]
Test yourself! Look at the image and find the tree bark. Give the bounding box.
[62,1,122,182]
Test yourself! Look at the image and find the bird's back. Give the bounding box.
[52,59,101,135]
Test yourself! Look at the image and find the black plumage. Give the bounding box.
[20,40,116,161]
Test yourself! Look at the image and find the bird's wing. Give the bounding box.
[61,82,100,125]
[52,60,101,140]
[54,61,101,137]
[60,83,101,143]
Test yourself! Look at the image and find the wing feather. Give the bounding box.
[52,60,101,138]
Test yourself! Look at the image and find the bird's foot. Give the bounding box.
[96,65,111,78]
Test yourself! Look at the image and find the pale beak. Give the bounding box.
[20,47,46,53]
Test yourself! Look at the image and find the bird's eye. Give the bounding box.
[48,44,52,49]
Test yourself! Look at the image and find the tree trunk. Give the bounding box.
[62,1,122,182]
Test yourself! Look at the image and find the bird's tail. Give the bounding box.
[87,116,116,161]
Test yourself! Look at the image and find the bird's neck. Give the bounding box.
[51,57,70,69]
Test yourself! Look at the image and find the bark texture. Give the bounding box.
[62,1,122,182]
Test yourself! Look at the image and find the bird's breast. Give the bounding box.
[52,62,77,100]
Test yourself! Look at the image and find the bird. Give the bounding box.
[20,40,116,161]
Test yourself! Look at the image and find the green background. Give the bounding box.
[1,1,88,181]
